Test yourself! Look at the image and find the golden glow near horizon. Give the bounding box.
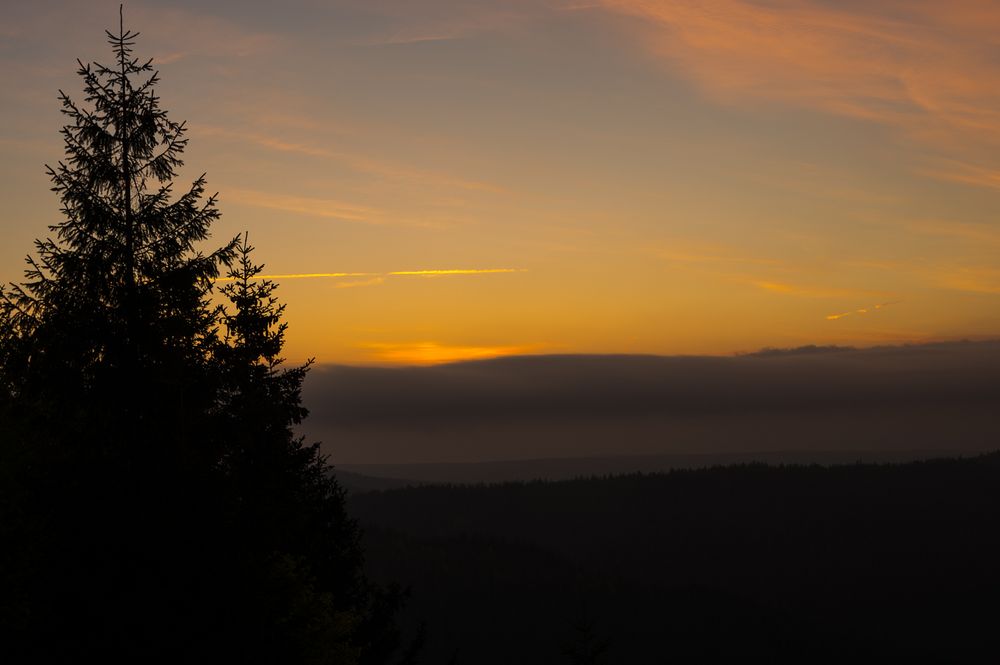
[361,342,542,365]
[3,1,1000,364]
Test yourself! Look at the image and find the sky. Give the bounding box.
[3,0,1000,365]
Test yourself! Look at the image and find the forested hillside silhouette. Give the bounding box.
[5,10,1000,665]
[351,455,1000,664]
[0,12,410,663]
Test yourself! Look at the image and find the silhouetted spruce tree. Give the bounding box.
[214,236,367,662]
[0,11,402,664]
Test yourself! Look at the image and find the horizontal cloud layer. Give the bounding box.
[302,340,1000,464]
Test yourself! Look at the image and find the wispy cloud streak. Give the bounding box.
[216,272,375,282]
[198,126,503,193]
[753,281,882,300]
[216,269,525,283]
[223,187,379,223]
[594,0,1000,188]
[388,269,526,276]
[827,302,900,321]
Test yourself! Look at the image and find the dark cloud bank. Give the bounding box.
[301,341,1000,474]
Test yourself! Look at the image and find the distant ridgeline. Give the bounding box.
[349,454,1000,665]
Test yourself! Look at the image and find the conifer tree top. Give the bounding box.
[1,5,236,379]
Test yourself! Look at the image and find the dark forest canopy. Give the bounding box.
[352,454,1000,664]
[0,13,409,663]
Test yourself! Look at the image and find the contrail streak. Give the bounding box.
[216,269,525,283]
[388,269,525,276]
[216,272,374,282]
[826,301,900,321]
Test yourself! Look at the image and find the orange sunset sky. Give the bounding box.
[3,0,1000,365]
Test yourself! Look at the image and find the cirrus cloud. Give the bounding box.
[594,0,1000,187]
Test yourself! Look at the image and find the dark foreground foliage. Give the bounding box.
[0,14,406,664]
[351,454,1000,664]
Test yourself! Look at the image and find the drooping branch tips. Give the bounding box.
[1,9,237,378]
